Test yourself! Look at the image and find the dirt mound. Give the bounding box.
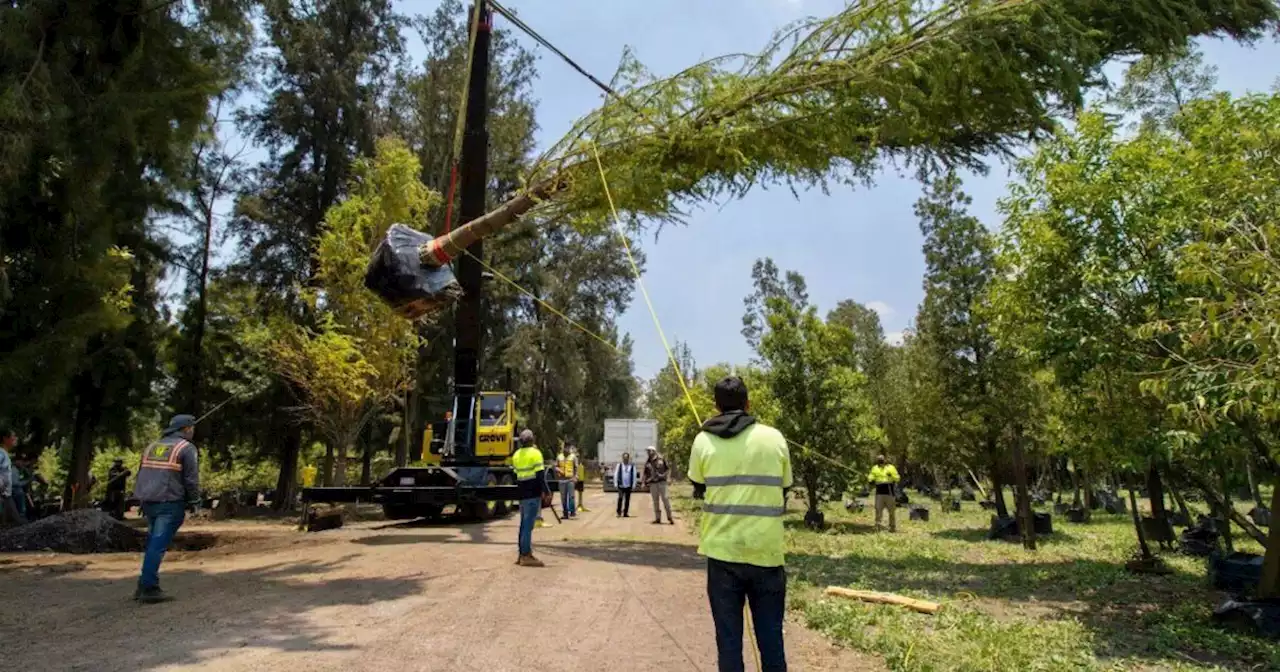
[0,509,146,554]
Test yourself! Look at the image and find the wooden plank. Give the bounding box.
[824,586,942,614]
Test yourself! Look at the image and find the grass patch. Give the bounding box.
[674,487,1276,672]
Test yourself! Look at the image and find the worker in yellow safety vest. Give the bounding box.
[511,429,545,567]
[867,455,901,532]
[555,444,578,519]
[688,376,791,672]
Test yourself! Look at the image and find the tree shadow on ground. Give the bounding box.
[784,519,877,535]
[541,539,705,571]
[789,550,1270,670]
[929,526,1083,546]
[370,514,504,544]
[1,553,429,671]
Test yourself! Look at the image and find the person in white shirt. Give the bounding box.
[613,452,638,518]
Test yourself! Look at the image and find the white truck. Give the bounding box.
[600,418,658,492]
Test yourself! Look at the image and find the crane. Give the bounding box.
[301,0,555,524]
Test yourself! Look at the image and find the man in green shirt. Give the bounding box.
[688,376,792,672]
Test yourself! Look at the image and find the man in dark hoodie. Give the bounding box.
[688,376,792,672]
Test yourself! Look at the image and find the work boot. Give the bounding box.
[135,586,173,604]
[667,518,675,525]
[517,554,545,568]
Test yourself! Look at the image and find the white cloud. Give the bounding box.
[866,301,895,320]
[885,331,905,346]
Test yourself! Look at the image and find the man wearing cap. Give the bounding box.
[511,429,546,567]
[555,443,578,519]
[132,413,200,603]
[643,446,674,525]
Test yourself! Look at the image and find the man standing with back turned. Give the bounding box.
[133,413,200,603]
[688,376,792,672]
[511,429,546,567]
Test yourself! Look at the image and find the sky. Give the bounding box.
[420,0,1280,380]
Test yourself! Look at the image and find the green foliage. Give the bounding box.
[0,0,253,500]
[254,138,428,485]
[390,0,638,451]
[912,171,1035,508]
[753,261,883,514]
[1111,45,1219,132]
[672,489,1274,671]
[527,0,1277,229]
[1135,94,1280,446]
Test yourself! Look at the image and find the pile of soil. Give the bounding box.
[0,509,146,554]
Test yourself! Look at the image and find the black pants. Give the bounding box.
[707,558,787,672]
[616,487,632,516]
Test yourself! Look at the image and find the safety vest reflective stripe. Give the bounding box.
[512,447,542,481]
[702,503,785,517]
[556,455,575,477]
[703,474,784,487]
[141,440,188,472]
[690,423,791,567]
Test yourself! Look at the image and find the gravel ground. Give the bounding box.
[0,488,882,672]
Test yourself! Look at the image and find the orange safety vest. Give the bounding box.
[140,439,191,473]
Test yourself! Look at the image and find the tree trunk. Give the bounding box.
[361,432,375,486]
[804,471,821,516]
[991,468,1009,518]
[64,370,105,508]
[398,390,411,467]
[1246,459,1265,510]
[1146,465,1168,523]
[1070,462,1083,508]
[1082,469,1097,510]
[321,444,334,488]
[185,208,214,418]
[1127,473,1153,560]
[1258,476,1280,598]
[1170,486,1193,523]
[273,424,301,511]
[1011,427,1036,550]
[334,443,349,487]
[1219,463,1235,553]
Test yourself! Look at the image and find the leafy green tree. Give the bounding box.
[915,172,1026,516]
[434,0,1277,251]
[751,261,883,523]
[257,138,428,486]
[1131,93,1280,591]
[0,0,251,501]
[1111,45,1218,132]
[386,1,639,454]
[231,0,405,500]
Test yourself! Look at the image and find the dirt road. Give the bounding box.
[0,490,879,671]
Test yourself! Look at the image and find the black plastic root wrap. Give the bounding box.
[364,224,462,320]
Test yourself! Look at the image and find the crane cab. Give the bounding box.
[421,391,517,466]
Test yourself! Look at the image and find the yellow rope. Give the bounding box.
[462,249,621,352]
[451,4,484,163]
[589,141,703,426]
[588,139,762,672]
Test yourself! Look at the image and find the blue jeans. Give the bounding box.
[559,480,576,517]
[139,501,186,589]
[518,498,539,556]
[707,558,787,672]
